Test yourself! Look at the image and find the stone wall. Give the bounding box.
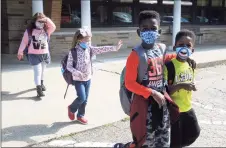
[200,27,226,44]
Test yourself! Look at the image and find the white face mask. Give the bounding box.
[35,21,44,29]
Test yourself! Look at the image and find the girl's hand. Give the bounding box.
[74,71,83,79]
[116,40,123,51]
[17,53,24,61]
[38,17,47,23]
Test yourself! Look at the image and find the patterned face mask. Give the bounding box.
[175,46,192,60]
[140,30,160,44]
[35,21,44,29]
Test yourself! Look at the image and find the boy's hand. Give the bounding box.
[116,40,123,51]
[187,58,196,69]
[178,83,197,91]
[151,90,166,108]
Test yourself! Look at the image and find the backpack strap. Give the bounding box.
[165,60,195,85]
[89,47,94,74]
[70,46,93,69]
[133,43,166,84]
[45,31,50,43]
[27,29,33,48]
[70,48,77,68]
[165,61,175,85]
[157,43,166,55]
[133,45,148,84]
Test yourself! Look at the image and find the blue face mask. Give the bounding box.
[79,42,88,49]
[140,30,159,44]
[175,46,192,60]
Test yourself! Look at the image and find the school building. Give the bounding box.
[1,0,226,55]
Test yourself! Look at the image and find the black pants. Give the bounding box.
[170,108,200,148]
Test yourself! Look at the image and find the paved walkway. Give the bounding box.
[2,45,226,147]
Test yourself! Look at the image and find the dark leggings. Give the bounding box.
[170,108,200,148]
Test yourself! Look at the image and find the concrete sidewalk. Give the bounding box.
[2,45,226,147]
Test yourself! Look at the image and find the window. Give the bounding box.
[161,6,173,24]
[195,8,209,24]
[160,0,192,25]
[181,0,192,24]
[91,5,108,26]
[181,6,192,24]
[197,0,209,6]
[212,0,223,7]
[61,0,81,28]
[61,0,226,28]
[113,0,133,3]
[112,6,133,26]
[140,0,157,4]
[224,11,226,23]
[112,0,133,26]
[92,0,105,1]
[210,9,223,24]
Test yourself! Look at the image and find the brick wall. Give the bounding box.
[49,0,62,31]
[1,0,9,53]
[1,0,225,55]
[1,0,32,54]
[49,26,226,56]
[49,27,171,56]
[1,0,62,54]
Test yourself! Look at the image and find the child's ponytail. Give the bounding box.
[71,33,78,48]
[71,32,84,49]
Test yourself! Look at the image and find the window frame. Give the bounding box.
[60,0,226,28]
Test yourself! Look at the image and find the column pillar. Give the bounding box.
[172,0,181,46]
[81,0,91,30]
[32,0,44,15]
[81,0,95,59]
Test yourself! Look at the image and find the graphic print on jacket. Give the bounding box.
[67,45,117,81]
[32,32,48,50]
[142,45,170,147]
[142,45,164,92]
[166,59,195,112]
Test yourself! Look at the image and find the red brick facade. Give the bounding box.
[1,0,226,55]
[1,0,62,54]
[44,0,62,31]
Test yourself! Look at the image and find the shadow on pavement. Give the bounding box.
[1,88,42,101]
[2,121,81,145]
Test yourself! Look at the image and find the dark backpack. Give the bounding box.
[61,47,93,99]
[119,44,167,116]
[124,45,180,148]
[23,29,49,60]
[120,43,180,123]
[119,45,148,116]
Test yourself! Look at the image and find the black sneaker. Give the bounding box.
[41,80,46,91]
[37,85,45,97]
